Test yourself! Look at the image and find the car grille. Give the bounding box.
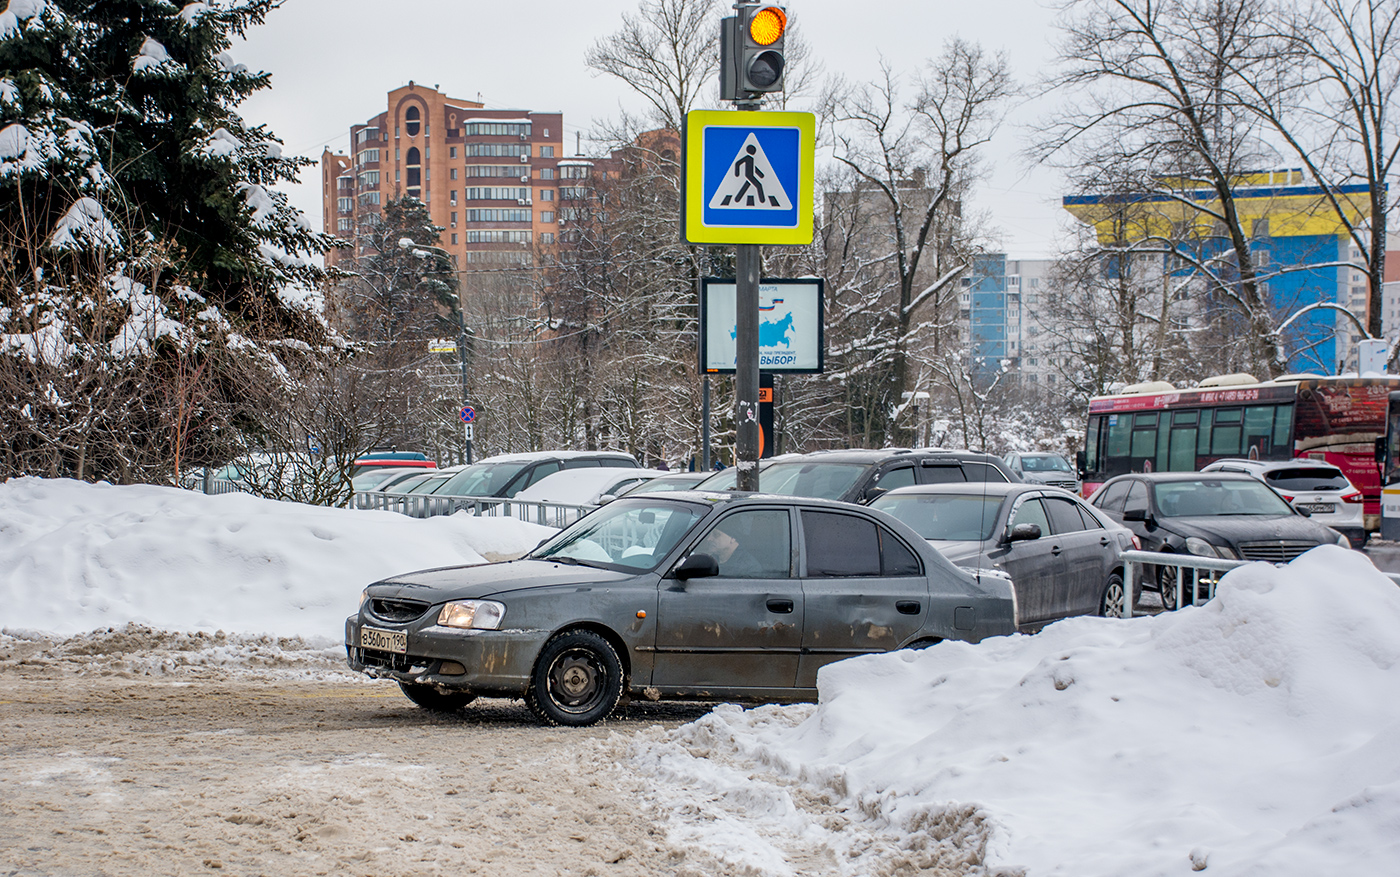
[1047,480,1078,490]
[1237,540,1319,562]
[369,598,431,623]
[349,646,423,673]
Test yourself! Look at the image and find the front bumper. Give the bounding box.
[345,615,549,696]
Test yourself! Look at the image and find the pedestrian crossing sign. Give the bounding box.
[683,109,815,245]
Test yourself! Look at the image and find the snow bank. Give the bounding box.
[638,546,1400,877]
[0,477,553,640]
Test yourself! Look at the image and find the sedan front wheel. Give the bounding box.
[526,630,625,727]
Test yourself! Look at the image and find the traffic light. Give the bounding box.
[721,4,787,99]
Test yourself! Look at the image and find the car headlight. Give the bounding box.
[1185,536,1232,559]
[360,588,370,608]
[436,600,506,630]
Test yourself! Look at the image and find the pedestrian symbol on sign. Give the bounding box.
[709,133,792,211]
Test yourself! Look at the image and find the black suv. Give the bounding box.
[695,449,1019,504]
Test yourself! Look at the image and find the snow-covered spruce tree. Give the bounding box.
[0,0,337,483]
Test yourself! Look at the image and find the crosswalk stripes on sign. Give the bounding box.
[708,133,793,211]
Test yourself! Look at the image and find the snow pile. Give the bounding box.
[635,546,1400,877]
[0,477,553,640]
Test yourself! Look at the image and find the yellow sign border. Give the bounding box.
[682,109,816,246]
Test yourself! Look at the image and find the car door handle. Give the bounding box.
[895,600,921,615]
[1051,545,1062,556]
[1100,536,1112,547]
[766,599,794,614]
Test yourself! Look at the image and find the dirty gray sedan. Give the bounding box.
[346,492,1018,726]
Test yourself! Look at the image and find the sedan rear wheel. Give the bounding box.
[1156,564,1180,611]
[526,630,624,727]
[397,681,476,712]
[1099,573,1127,618]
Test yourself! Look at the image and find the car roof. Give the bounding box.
[766,448,1003,465]
[617,488,893,512]
[1203,458,1342,472]
[874,482,1036,498]
[513,468,665,502]
[1110,471,1261,483]
[475,450,638,464]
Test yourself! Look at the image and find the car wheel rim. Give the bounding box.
[1104,581,1124,618]
[1159,567,1177,610]
[549,649,602,712]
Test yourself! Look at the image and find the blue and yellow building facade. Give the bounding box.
[1063,171,1372,372]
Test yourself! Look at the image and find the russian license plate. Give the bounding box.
[359,626,407,654]
[1298,502,1334,514]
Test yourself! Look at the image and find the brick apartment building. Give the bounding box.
[320,82,565,272]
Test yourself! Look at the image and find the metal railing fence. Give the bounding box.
[350,491,596,527]
[1119,549,1400,618]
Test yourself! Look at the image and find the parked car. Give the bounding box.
[694,449,1019,503]
[432,451,640,501]
[616,471,711,495]
[351,466,432,493]
[1199,458,1365,547]
[346,491,1018,726]
[1003,452,1081,494]
[351,451,437,477]
[1089,472,1350,609]
[869,483,1141,626]
[512,468,668,507]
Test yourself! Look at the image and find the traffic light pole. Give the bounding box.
[735,241,761,491]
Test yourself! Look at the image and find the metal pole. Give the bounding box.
[735,243,761,491]
[702,375,711,471]
[457,317,473,465]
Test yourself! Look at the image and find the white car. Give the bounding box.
[512,468,668,507]
[1199,458,1364,546]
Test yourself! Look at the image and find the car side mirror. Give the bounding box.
[1006,523,1042,543]
[1295,505,1311,517]
[1122,508,1149,523]
[598,494,617,504]
[864,486,887,502]
[673,553,719,580]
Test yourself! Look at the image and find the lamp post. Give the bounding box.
[400,239,473,464]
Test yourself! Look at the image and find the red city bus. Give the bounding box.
[1079,374,1399,532]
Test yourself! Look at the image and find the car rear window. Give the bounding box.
[1264,468,1350,491]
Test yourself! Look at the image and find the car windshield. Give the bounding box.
[437,462,530,497]
[1264,467,1350,492]
[530,499,707,571]
[1154,479,1295,516]
[870,494,1003,541]
[1022,455,1072,473]
[619,475,706,495]
[352,469,406,491]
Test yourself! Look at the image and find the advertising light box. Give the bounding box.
[699,277,824,374]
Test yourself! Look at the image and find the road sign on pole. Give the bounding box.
[682,109,815,246]
[459,406,476,424]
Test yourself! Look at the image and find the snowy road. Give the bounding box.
[0,638,717,877]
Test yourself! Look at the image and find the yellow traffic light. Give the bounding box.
[748,6,787,46]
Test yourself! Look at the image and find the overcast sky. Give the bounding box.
[236,0,1071,259]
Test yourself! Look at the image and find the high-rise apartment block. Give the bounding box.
[321,83,564,271]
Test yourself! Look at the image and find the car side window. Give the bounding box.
[802,511,881,577]
[524,462,562,489]
[1073,502,1104,530]
[563,459,600,469]
[692,509,792,579]
[963,462,1009,482]
[1095,480,1130,512]
[1044,497,1087,534]
[1123,481,1149,514]
[921,465,966,484]
[877,466,916,491]
[879,526,922,576]
[1011,498,1051,533]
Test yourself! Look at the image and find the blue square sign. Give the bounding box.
[683,110,815,245]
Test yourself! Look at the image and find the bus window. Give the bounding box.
[1197,409,1214,455]
[1273,404,1294,452]
[1130,413,1158,462]
[1085,416,1102,477]
[1211,408,1243,456]
[1107,414,1131,459]
[1243,405,1276,459]
[1169,424,1197,470]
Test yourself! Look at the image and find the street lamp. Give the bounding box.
[399,239,474,464]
